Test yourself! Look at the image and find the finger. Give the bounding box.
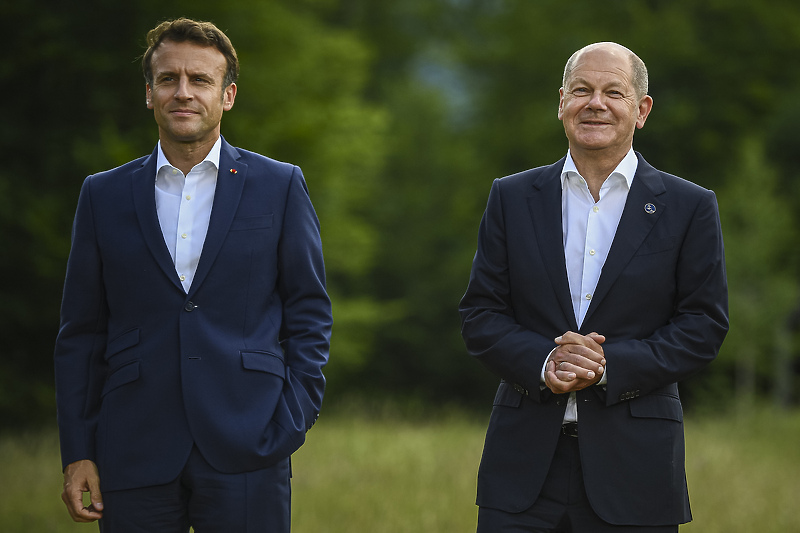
[554,331,580,345]
[62,462,104,523]
[573,354,605,373]
[550,367,576,382]
[87,476,104,513]
[557,363,593,381]
[556,331,605,353]
[556,350,604,374]
[587,332,606,344]
[545,369,573,393]
[74,503,103,522]
[62,487,95,523]
[569,345,606,367]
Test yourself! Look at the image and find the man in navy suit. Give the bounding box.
[459,42,728,531]
[54,18,332,532]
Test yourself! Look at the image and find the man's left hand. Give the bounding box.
[544,331,605,394]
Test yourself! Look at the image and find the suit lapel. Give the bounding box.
[527,158,578,331]
[582,154,666,325]
[188,138,246,297]
[132,148,184,291]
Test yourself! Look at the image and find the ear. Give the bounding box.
[636,95,653,129]
[557,87,565,121]
[145,85,153,110]
[223,83,237,111]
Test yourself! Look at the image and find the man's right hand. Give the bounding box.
[61,459,104,522]
[544,331,606,394]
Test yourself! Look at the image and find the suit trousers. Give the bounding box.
[98,445,291,533]
[477,431,679,533]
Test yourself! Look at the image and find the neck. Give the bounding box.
[160,135,219,175]
[570,146,630,202]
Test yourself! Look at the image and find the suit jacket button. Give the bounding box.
[184,301,196,312]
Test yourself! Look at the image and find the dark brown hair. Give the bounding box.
[142,18,239,89]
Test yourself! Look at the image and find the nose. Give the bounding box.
[174,76,192,101]
[586,90,607,110]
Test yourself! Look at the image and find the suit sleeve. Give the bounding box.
[267,166,332,451]
[53,176,109,470]
[602,189,729,404]
[459,179,556,401]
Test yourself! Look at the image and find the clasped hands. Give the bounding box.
[544,331,606,394]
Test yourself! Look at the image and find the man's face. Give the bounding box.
[146,40,236,147]
[557,46,652,159]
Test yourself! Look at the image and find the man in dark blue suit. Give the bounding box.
[54,18,332,532]
[459,42,728,531]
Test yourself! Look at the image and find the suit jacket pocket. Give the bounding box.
[230,214,273,231]
[493,381,523,408]
[241,350,286,379]
[105,328,140,360]
[629,393,683,422]
[633,236,677,256]
[102,360,140,397]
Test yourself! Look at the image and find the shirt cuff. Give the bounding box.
[540,347,558,383]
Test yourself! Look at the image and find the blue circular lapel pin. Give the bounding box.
[644,203,656,214]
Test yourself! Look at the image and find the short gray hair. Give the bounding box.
[562,42,648,100]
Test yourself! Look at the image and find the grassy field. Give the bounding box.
[2,405,799,532]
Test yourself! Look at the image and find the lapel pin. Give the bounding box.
[230,168,238,174]
[644,203,656,214]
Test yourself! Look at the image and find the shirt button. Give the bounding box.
[589,249,596,256]
[172,169,178,175]
[180,275,186,281]
[585,293,592,300]
[181,233,188,239]
[185,195,191,201]
[593,206,600,213]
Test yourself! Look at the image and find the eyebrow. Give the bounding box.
[155,70,216,81]
[568,77,627,90]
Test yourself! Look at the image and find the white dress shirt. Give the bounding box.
[542,148,638,422]
[154,137,221,293]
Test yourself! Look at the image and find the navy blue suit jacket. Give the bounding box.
[459,153,728,526]
[55,138,332,492]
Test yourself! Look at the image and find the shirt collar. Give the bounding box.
[560,148,639,190]
[156,136,222,177]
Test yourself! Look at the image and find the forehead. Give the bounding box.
[566,48,633,87]
[151,40,227,77]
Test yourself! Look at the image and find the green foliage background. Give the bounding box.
[2,0,800,428]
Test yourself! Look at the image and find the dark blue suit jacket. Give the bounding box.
[459,153,728,526]
[55,138,332,492]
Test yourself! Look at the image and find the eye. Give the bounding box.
[572,87,591,96]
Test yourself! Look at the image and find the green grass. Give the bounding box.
[682,408,800,533]
[3,406,799,532]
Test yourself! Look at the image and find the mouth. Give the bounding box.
[170,109,198,117]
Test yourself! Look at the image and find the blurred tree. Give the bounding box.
[717,138,800,407]
[4,0,800,427]
[0,0,386,427]
[328,0,800,408]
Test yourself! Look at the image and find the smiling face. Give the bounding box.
[558,44,652,163]
[146,40,236,150]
